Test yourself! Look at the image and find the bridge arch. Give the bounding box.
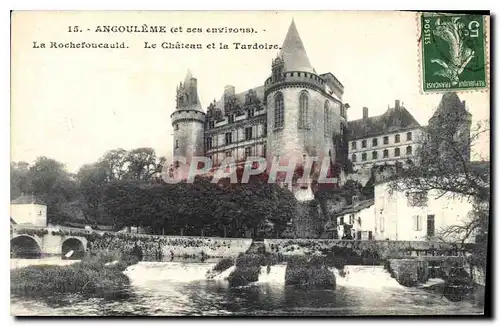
[11,235,42,258]
[61,237,86,259]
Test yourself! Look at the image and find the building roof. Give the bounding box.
[347,105,421,140]
[334,199,375,217]
[179,70,203,113]
[279,19,315,74]
[214,85,265,111]
[11,195,45,205]
[430,92,471,122]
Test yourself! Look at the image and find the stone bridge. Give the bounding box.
[10,224,88,258]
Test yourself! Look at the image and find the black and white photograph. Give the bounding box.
[9,10,491,317]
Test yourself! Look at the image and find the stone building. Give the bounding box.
[171,19,349,185]
[10,195,47,227]
[347,100,425,170]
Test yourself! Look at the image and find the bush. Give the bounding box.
[285,256,336,289]
[212,257,235,273]
[10,250,138,299]
[227,253,266,287]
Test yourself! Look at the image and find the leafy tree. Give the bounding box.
[10,161,31,199]
[99,148,129,181]
[389,104,490,268]
[77,163,109,224]
[27,157,78,224]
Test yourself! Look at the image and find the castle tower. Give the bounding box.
[171,70,206,164]
[264,19,345,198]
[428,92,472,162]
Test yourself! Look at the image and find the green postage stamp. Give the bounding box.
[421,12,488,92]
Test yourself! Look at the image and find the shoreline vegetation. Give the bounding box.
[10,250,139,299]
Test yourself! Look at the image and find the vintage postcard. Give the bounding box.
[10,11,490,317]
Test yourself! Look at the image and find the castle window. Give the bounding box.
[383,149,389,158]
[383,136,389,145]
[262,144,267,157]
[362,153,367,161]
[228,114,235,124]
[298,91,309,129]
[245,127,253,141]
[394,147,400,157]
[362,140,367,148]
[208,121,215,129]
[225,132,232,145]
[407,132,412,141]
[351,154,357,162]
[372,151,378,160]
[274,93,284,129]
[245,147,252,158]
[206,137,213,150]
[324,101,331,136]
[395,134,400,143]
[372,138,378,147]
[406,146,412,155]
[248,109,255,118]
[263,123,267,137]
[174,124,179,131]
[175,140,179,149]
[351,141,357,150]
[225,150,232,159]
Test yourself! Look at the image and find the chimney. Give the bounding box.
[362,107,368,121]
[224,85,235,96]
[395,99,400,109]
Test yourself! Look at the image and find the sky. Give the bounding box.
[11,11,490,172]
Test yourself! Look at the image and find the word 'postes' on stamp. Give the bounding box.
[421,13,487,92]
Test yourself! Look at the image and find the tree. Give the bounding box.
[28,157,78,224]
[10,161,32,199]
[389,103,490,267]
[99,148,129,181]
[125,147,158,181]
[77,163,109,224]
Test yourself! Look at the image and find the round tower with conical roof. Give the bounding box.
[171,70,206,164]
[264,19,346,193]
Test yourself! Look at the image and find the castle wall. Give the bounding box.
[266,87,338,162]
[171,110,205,163]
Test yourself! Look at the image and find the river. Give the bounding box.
[10,258,484,316]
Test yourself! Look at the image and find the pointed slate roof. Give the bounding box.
[347,105,421,140]
[279,19,315,73]
[430,92,471,121]
[180,70,203,112]
[184,69,193,83]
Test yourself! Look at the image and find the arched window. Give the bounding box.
[324,101,331,136]
[351,154,357,162]
[298,91,309,129]
[274,93,284,128]
[406,146,412,155]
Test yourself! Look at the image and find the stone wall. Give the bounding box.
[88,232,252,258]
[264,239,472,259]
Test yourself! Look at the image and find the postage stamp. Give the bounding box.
[420,12,488,92]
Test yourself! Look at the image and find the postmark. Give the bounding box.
[420,13,488,93]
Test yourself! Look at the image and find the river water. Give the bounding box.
[10,258,484,316]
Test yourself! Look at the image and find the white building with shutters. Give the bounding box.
[373,180,476,242]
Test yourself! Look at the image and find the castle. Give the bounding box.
[171,20,347,175]
[170,20,472,191]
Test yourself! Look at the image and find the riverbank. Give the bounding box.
[10,250,139,299]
